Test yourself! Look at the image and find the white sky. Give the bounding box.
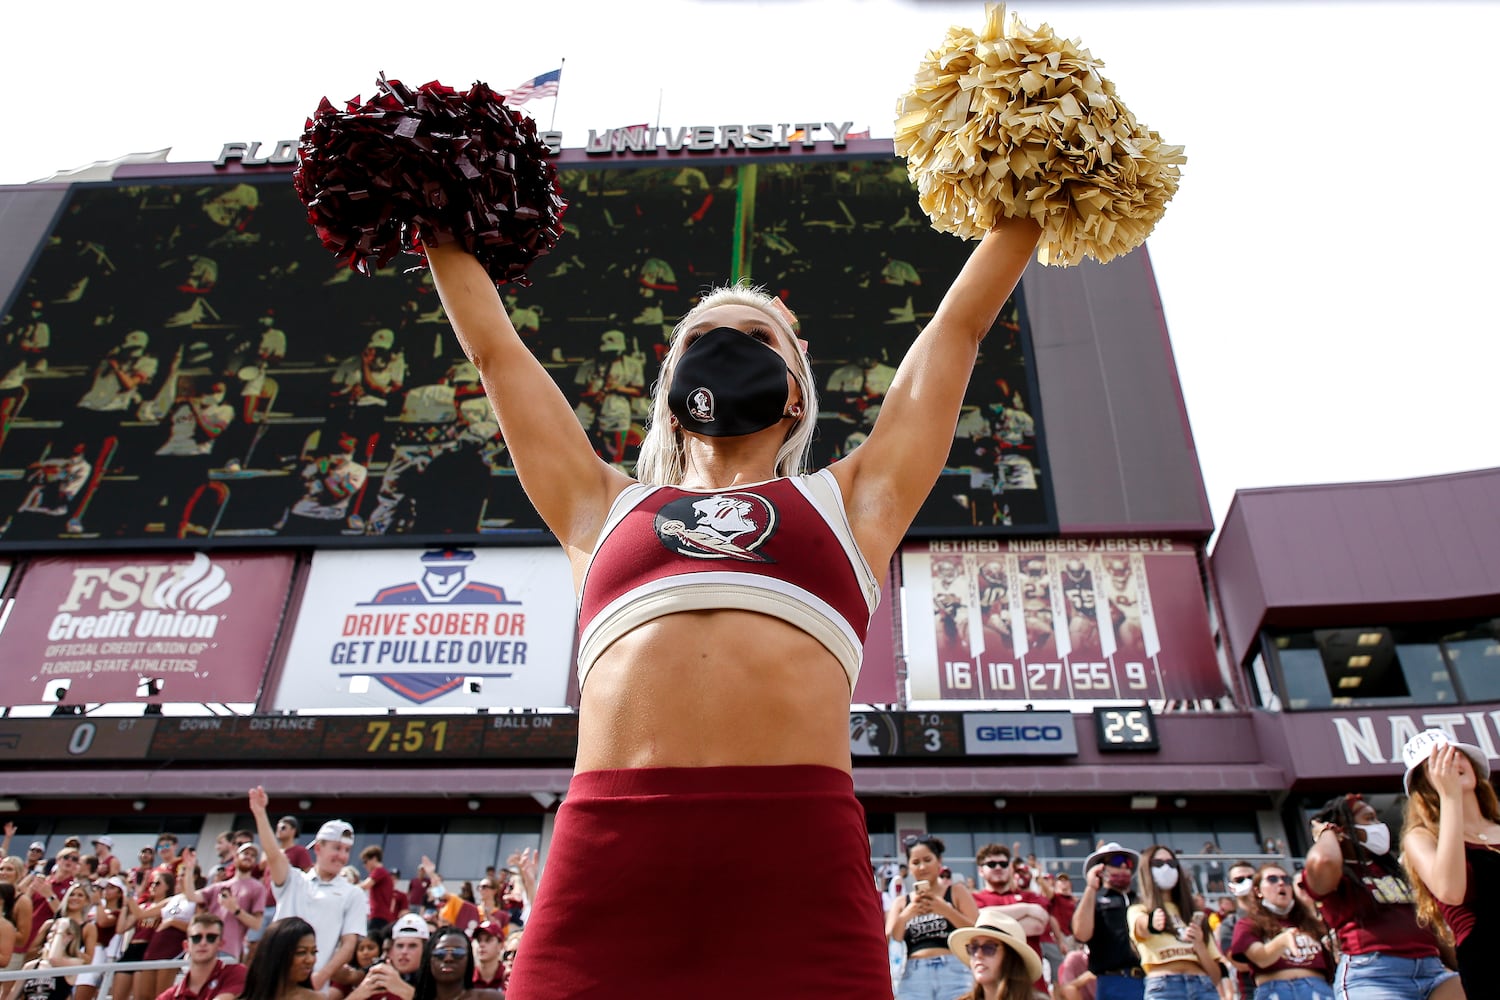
[6,0,1497,537]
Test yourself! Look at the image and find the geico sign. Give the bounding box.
[961,712,1079,756]
[973,724,1067,742]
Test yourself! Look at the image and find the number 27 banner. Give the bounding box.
[901,541,1222,703]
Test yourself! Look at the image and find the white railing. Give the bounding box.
[0,958,189,999]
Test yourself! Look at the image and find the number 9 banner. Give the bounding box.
[900,541,1221,704]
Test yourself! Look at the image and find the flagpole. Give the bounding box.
[654,88,663,132]
[549,57,565,131]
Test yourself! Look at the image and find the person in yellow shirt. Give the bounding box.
[1127,845,1222,1000]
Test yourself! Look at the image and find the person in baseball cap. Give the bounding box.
[948,909,1043,1000]
[315,821,355,846]
[471,920,507,989]
[1401,728,1490,793]
[390,912,429,940]
[1400,728,1499,997]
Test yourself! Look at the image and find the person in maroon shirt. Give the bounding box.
[360,847,397,935]
[1302,793,1459,1000]
[156,915,246,1000]
[969,842,1052,991]
[1228,862,1332,999]
[470,920,506,989]
[276,817,315,873]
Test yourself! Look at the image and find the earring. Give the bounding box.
[785,404,803,419]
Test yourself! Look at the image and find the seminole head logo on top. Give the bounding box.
[654,492,777,562]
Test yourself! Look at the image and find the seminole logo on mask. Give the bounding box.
[654,492,777,562]
[686,387,715,423]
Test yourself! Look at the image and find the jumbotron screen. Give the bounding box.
[0,155,1051,547]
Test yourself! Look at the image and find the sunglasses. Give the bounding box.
[1104,854,1135,868]
[966,941,1002,957]
[431,948,467,960]
[903,835,938,849]
[501,951,518,962]
[980,860,1011,870]
[1261,874,1291,885]
[188,933,221,944]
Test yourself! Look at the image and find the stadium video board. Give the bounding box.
[0,155,1051,548]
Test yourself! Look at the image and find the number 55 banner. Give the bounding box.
[901,541,1222,704]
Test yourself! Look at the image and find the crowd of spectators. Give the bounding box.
[4,728,1487,1000]
[0,791,530,1000]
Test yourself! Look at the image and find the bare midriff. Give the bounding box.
[574,609,854,772]
[1146,960,1213,977]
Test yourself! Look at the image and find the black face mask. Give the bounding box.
[667,327,791,437]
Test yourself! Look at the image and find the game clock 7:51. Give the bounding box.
[365,719,450,754]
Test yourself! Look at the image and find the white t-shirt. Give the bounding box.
[271,869,366,971]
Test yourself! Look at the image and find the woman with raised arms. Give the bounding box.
[424,207,1038,996]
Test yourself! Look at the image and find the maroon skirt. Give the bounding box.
[143,925,186,960]
[505,764,889,999]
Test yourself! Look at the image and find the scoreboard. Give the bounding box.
[0,708,1160,763]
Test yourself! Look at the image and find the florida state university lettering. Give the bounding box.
[654,492,778,562]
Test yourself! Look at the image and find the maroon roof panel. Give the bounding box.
[1212,468,1500,666]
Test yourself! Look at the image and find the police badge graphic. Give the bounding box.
[654,492,777,562]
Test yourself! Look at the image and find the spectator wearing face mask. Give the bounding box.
[1228,863,1333,1000]
[1127,845,1222,1000]
[1073,843,1144,1000]
[1302,794,1458,1000]
[1216,861,1258,1000]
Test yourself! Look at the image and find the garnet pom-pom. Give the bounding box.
[894,4,1185,266]
[293,74,567,288]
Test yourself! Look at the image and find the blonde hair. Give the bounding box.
[1403,762,1500,949]
[634,284,818,486]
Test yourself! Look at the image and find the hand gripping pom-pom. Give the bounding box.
[893,4,1186,266]
[293,74,568,288]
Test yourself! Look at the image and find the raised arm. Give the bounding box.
[1403,746,1471,904]
[248,786,289,889]
[832,217,1039,567]
[425,244,631,555]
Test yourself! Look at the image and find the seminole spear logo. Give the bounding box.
[654,493,777,562]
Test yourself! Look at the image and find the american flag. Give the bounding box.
[503,68,561,106]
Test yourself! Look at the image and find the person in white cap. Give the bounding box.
[1400,727,1498,999]
[946,908,1044,1000]
[327,328,406,473]
[90,837,118,879]
[344,913,426,1000]
[248,787,364,991]
[1073,842,1144,999]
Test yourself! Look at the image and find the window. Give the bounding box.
[1266,625,1463,710]
[1444,620,1500,702]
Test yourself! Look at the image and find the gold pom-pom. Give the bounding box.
[894,4,1186,266]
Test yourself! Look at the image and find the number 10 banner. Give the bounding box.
[901,540,1221,704]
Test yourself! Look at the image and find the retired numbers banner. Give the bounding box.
[901,540,1221,703]
[273,547,575,711]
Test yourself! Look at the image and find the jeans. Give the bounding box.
[897,953,974,1000]
[1254,978,1334,1000]
[1143,973,1218,1000]
[1334,953,1457,1000]
[1096,975,1148,1000]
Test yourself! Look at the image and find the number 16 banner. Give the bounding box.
[901,540,1221,704]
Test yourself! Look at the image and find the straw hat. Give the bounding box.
[947,909,1043,982]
